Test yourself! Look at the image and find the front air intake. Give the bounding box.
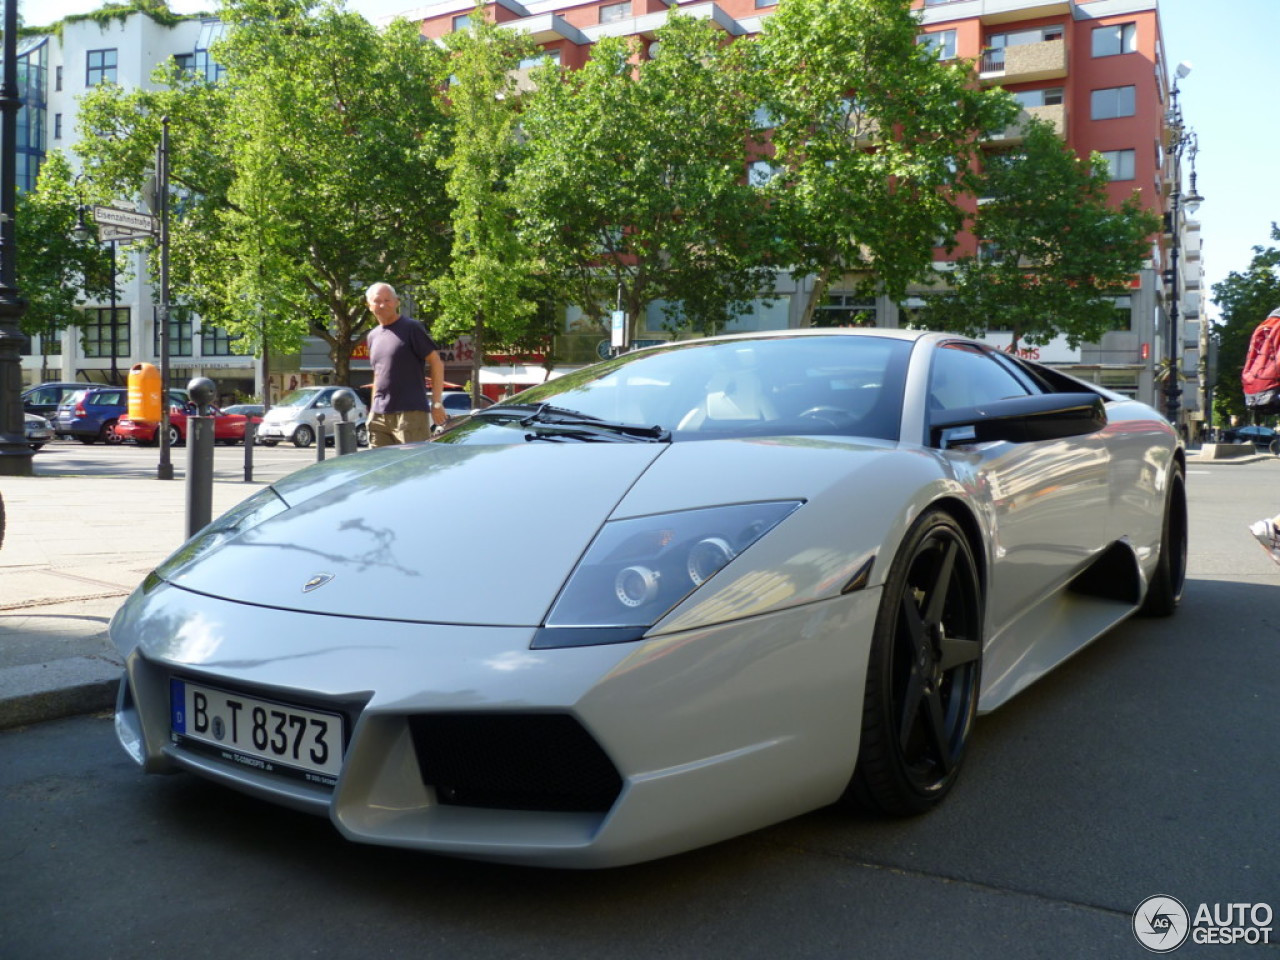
[408,713,623,813]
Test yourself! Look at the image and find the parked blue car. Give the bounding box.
[54,386,190,444]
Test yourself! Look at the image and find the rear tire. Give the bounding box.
[845,509,983,817]
[1139,462,1187,617]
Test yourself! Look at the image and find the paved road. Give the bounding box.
[0,451,1275,959]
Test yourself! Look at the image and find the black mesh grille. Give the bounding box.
[408,713,623,813]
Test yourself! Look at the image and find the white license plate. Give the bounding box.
[170,678,345,787]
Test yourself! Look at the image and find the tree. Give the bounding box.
[1210,224,1280,425]
[432,4,543,399]
[15,152,116,378]
[756,0,1018,325]
[75,0,455,385]
[516,14,774,341]
[927,118,1161,351]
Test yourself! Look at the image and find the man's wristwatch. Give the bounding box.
[432,401,444,410]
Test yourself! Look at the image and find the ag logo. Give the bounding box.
[1133,895,1190,953]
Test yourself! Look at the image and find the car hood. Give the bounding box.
[161,442,668,625]
[157,437,926,627]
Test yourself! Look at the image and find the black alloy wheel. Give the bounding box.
[1138,462,1187,617]
[846,509,983,817]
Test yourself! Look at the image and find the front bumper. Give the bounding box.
[111,580,874,867]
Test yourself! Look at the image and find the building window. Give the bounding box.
[1092,23,1137,58]
[983,27,1062,71]
[815,294,876,327]
[600,2,632,24]
[754,0,776,7]
[174,52,195,75]
[1108,296,1134,331]
[53,113,61,139]
[748,160,777,187]
[1012,87,1064,108]
[80,308,130,358]
[1091,85,1136,120]
[452,13,471,30]
[917,29,957,61]
[517,49,560,70]
[55,65,62,91]
[153,307,193,357]
[200,324,239,356]
[86,49,117,86]
[1101,149,1136,181]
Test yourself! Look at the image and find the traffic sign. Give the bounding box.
[92,205,158,235]
[100,224,152,243]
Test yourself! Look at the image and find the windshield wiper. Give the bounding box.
[473,403,671,442]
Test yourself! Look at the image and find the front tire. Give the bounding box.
[846,509,983,817]
[293,424,315,448]
[101,419,122,444]
[1139,462,1187,617]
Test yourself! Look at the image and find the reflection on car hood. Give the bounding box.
[165,442,669,625]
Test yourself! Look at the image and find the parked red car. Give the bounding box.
[117,404,263,446]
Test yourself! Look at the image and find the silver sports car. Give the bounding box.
[111,329,1186,867]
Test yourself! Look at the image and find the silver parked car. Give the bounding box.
[24,412,55,450]
[256,386,368,448]
[110,329,1185,868]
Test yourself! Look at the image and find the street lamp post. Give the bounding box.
[1164,62,1203,433]
[0,0,33,476]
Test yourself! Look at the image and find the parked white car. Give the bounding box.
[257,387,368,448]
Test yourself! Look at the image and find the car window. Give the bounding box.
[928,343,1033,411]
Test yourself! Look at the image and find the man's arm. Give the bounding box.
[428,350,446,426]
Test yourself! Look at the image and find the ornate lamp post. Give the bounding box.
[1164,61,1204,433]
[0,0,33,476]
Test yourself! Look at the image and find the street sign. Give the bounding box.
[100,224,152,243]
[92,205,158,235]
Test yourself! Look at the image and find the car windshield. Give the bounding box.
[442,334,912,444]
[275,388,322,408]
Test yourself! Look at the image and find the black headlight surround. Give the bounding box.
[536,501,803,648]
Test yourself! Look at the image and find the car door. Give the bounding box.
[927,342,1109,634]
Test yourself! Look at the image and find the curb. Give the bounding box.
[0,656,122,730]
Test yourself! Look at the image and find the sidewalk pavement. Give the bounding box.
[0,442,1270,732]
[0,443,306,730]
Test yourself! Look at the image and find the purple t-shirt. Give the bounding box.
[366,316,438,414]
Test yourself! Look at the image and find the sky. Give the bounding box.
[19,0,1280,322]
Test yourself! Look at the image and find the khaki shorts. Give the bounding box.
[368,410,432,447]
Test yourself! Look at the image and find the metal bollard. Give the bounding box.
[332,388,358,456]
[315,413,326,462]
[243,418,255,482]
[185,377,217,539]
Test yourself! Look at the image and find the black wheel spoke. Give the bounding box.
[938,634,980,672]
[921,687,954,774]
[922,538,957,626]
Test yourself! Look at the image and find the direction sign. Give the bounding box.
[92,205,158,235]
[100,224,152,243]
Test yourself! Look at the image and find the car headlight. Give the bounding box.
[152,486,290,582]
[533,501,802,649]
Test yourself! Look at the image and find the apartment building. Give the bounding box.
[14,12,258,403]
[400,0,1203,424]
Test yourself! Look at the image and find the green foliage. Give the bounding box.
[928,118,1160,350]
[15,152,116,341]
[1210,224,1280,424]
[432,4,543,392]
[516,14,774,338]
[74,0,454,381]
[756,0,1019,321]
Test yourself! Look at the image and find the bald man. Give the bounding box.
[364,282,446,446]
